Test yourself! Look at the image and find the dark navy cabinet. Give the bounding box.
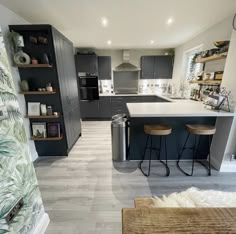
[141,55,173,79]
[9,24,81,156]
[154,56,173,79]
[99,97,112,117]
[75,54,98,76]
[141,56,155,79]
[80,100,100,118]
[98,56,112,80]
[80,95,168,119]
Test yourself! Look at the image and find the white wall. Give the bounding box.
[220,28,236,163]
[172,16,233,90]
[0,4,38,161]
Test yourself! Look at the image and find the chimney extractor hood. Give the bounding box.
[113,50,141,72]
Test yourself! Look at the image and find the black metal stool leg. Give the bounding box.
[197,135,212,176]
[191,135,200,176]
[140,135,149,166]
[208,135,212,176]
[176,133,193,176]
[139,135,152,177]
[158,136,170,176]
[147,136,152,177]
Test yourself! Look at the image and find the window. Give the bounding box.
[184,45,203,81]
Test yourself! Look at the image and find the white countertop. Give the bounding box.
[99,93,173,102]
[127,101,235,117]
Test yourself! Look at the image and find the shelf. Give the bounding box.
[16,64,52,68]
[19,91,56,95]
[190,80,222,85]
[195,53,227,63]
[25,114,60,119]
[31,135,63,141]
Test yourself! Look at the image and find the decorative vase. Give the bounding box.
[42,53,49,64]
[31,58,38,65]
[13,50,30,65]
[20,80,29,91]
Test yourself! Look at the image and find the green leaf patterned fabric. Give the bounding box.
[0,30,44,233]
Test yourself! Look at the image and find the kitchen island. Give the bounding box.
[127,100,235,170]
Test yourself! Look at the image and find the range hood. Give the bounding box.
[113,50,141,72]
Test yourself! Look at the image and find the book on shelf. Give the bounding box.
[47,123,61,138]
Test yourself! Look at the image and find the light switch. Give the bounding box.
[0,105,8,121]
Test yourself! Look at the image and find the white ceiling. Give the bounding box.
[1,0,236,49]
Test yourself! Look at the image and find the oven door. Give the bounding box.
[80,87,99,100]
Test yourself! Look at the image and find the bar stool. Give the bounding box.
[177,124,216,176]
[139,124,172,177]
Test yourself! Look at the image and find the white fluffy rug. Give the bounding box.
[153,187,236,207]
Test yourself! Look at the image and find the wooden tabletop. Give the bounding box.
[122,207,236,234]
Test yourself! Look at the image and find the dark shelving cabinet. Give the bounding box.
[9,24,81,156]
[98,56,112,80]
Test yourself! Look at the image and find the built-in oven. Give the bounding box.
[79,76,99,100]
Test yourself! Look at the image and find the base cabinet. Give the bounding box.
[80,100,100,118]
[80,96,168,119]
[99,97,112,117]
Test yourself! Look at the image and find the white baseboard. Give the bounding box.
[33,212,50,234]
[220,161,236,172]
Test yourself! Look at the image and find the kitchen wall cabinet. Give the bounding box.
[154,56,173,79]
[98,56,112,80]
[141,55,173,79]
[75,54,98,76]
[141,56,155,79]
[80,96,167,119]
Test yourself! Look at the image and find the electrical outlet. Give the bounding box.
[0,105,8,121]
[5,198,24,225]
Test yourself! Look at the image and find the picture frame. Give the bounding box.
[28,102,40,116]
[47,123,60,138]
[31,122,47,138]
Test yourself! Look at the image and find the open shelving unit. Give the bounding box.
[16,64,52,68]
[25,114,60,119]
[195,52,227,63]
[190,80,222,85]
[10,24,81,156]
[31,135,63,141]
[19,91,56,95]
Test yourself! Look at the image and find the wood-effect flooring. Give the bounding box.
[34,121,236,234]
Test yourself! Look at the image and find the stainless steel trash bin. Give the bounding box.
[112,114,127,121]
[111,117,128,161]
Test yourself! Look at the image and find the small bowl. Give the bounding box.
[214,41,230,48]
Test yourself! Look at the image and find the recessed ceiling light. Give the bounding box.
[101,17,108,27]
[167,17,174,25]
[150,40,155,45]
[107,40,112,45]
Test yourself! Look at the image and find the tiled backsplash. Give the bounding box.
[99,79,177,95]
[139,79,172,94]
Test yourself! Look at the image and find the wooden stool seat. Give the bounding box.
[186,124,216,135]
[144,125,172,136]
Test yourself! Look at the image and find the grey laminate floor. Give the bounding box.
[35,121,236,234]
